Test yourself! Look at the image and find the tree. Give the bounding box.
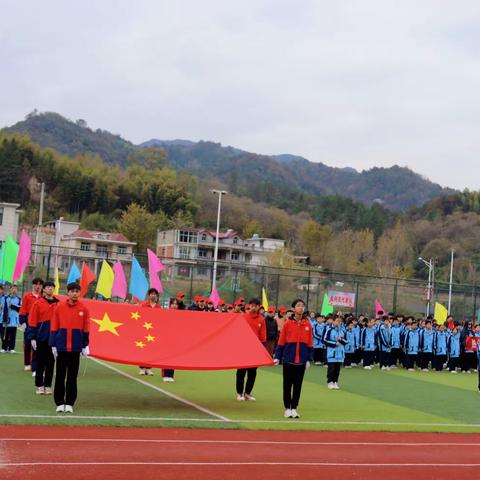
[298,220,332,267]
[118,203,158,253]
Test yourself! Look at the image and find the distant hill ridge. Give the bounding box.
[3,111,454,211]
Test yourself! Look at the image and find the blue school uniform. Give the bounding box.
[420,329,434,353]
[344,329,356,354]
[361,327,376,351]
[378,325,392,352]
[312,321,324,349]
[324,326,348,363]
[448,332,460,358]
[6,295,21,327]
[434,330,448,356]
[404,329,419,355]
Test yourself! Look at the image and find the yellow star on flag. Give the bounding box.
[131,311,141,320]
[92,313,123,336]
[143,322,153,330]
[145,334,155,342]
[135,341,146,348]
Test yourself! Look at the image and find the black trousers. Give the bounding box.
[379,350,390,368]
[420,352,433,369]
[363,350,375,366]
[283,363,306,409]
[461,352,477,371]
[434,354,447,371]
[54,351,80,406]
[24,331,37,371]
[405,354,417,369]
[236,368,257,395]
[313,348,325,363]
[390,348,402,366]
[344,352,354,367]
[35,341,55,388]
[448,357,458,371]
[327,362,341,383]
[1,326,17,351]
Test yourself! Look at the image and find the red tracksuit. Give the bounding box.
[19,291,41,369]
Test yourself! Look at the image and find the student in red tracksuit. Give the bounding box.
[274,298,313,419]
[235,298,266,401]
[19,277,44,373]
[49,282,90,414]
[139,288,161,376]
[28,280,59,395]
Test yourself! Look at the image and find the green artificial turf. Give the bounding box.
[1,335,480,432]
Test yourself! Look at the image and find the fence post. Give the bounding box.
[275,272,280,307]
[305,269,311,311]
[46,246,52,280]
[473,283,477,321]
[393,279,398,315]
[355,281,359,316]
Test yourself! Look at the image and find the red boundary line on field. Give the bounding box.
[2,425,480,480]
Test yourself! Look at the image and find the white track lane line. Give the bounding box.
[2,462,480,467]
[90,358,230,422]
[2,438,480,447]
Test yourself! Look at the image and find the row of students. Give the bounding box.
[0,284,22,353]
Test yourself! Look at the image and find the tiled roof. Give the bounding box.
[65,229,133,243]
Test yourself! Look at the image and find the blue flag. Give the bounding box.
[67,261,81,284]
[129,255,148,301]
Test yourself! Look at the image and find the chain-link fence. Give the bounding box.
[11,244,479,320]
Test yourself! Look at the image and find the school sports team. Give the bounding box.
[1,279,480,419]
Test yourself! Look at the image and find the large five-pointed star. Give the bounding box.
[92,313,123,336]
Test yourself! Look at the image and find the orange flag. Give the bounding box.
[80,262,96,297]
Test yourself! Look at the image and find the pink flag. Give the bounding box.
[12,231,31,283]
[112,260,127,299]
[375,299,386,319]
[209,287,220,309]
[147,248,164,293]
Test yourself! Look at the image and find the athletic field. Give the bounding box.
[1,338,480,433]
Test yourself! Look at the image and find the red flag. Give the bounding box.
[83,298,273,370]
[80,262,96,297]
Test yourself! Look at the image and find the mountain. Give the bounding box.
[4,111,453,211]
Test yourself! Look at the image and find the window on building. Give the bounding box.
[117,245,127,255]
[245,253,252,263]
[96,245,108,256]
[201,233,207,241]
[80,242,91,251]
[0,207,3,225]
[178,246,191,259]
[231,251,240,261]
[179,230,197,243]
[198,248,209,258]
[162,231,166,239]
[177,265,191,277]
[233,237,238,244]
[196,266,209,276]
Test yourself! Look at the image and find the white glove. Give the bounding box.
[306,361,311,369]
[31,339,37,351]
[51,347,58,358]
[273,358,280,366]
[19,323,26,332]
[81,346,90,357]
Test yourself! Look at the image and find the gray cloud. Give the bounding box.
[1,0,480,189]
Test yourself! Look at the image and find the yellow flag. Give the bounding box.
[96,260,114,299]
[54,267,60,295]
[262,287,269,310]
[434,302,448,324]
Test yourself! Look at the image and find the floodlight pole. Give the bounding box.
[211,190,227,292]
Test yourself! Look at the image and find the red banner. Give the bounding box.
[465,336,479,352]
[81,298,273,370]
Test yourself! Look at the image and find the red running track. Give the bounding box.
[2,425,480,479]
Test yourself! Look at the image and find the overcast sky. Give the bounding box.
[1,0,480,189]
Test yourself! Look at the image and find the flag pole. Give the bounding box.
[448,249,454,315]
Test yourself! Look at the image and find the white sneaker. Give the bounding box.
[422,368,428,372]
[333,382,340,390]
[32,372,36,377]
[408,368,415,372]
[9,350,16,353]
[244,394,256,401]
[381,366,388,370]
[314,361,321,365]
[35,386,44,395]
[327,382,335,389]
[236,394,245,401]
[284,409,292,418]
[344,365,352,369]
[56,404,65,413]
[390,365,397,369]
[44,387,52,395]
[146,369,154,376]
[290,409,300,418]
[24,365,31,371]
[450,370,457,374]
[163,377,169,383]
[139,368,146,375]
[364,366,372,370]
[167,377,175,382]
[0,349,5,353]
[64,405,73,413]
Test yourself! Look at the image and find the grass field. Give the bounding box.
[2,336,480,433]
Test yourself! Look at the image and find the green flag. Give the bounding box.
[321,292,334,316]
[0,246,4,283]
[2,236,19,283]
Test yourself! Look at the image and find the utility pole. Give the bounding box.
[34,182,45,265]
[211,190,227,292]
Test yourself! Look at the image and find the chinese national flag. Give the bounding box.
[80,262,96,297]
[83,298,273,370]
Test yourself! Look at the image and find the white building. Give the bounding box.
[0,202,22,242]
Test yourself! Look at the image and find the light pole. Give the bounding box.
[448,249,454,315]
[34,182,45,265]
[418,257,434,316]
[211,190,227,292]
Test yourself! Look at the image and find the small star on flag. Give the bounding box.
[131,311,141,320]
[145,334,155,342]
[143,322,153,330]
[135,341,146,348]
